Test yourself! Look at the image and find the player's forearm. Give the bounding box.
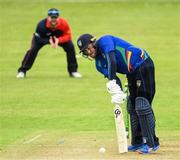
[34,33,49,44]
[35,23,50,44]
[107,51,117,80]
[115,76,122,89]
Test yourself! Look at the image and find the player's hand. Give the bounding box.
[49,36,59,48]
[106,80,126,104]
[53,36,59,48]
[106,80,121,95]
[111,93,126,104]
[49,36,55,47]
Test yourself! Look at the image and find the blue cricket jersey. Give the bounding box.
[95,35,149,80]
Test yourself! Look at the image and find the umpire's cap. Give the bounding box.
[48,8,60,18]
[77,34,96,54]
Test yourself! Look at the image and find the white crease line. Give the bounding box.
[23,134,42,144]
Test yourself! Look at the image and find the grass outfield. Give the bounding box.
[0,0,180,159]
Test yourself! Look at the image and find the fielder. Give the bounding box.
[77,34,160,154]
[17,8,82,78]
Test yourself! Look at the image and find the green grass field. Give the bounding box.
[0,0,180,159]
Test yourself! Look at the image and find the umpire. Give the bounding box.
[16,8,82,78]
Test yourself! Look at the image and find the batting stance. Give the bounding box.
[17,8,82,78]
[77,34,160,154]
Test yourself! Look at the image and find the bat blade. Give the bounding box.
[114,104,128,153]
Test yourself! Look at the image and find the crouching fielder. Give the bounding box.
[77,34,160,154]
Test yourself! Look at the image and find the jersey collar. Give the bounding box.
[46,17,61,30]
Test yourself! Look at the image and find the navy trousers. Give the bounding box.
[127,57,159,146]
[18,36,78,74]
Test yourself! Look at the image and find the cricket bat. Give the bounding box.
[114,104,128,153]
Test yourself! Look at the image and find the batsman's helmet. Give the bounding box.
[77,34,96,55]
[48,8,60,18]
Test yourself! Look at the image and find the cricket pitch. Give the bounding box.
[0,131,179,160]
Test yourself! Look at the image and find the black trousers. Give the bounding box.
[127,58,159,145]
[18,36,78,74]
[127,57,155,105]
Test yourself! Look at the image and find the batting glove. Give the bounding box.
[106,80,122,95]
[111,93,126,105]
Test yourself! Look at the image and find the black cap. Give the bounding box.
[77,34,96,53]
[48,8,60,18]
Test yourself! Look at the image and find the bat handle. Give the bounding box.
[115,104,120,108]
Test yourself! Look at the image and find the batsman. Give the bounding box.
[77,34,160,154]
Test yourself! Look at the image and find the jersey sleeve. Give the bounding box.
[99,36,117,80]
[95,58,122,89]
[95,59,108,78]
[106,51,117,80]
[58,18,72,43]
[34,20,49,44]
[99,36,115,54]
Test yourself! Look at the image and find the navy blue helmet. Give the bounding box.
[77,34,96,55]
[48,8,60,18]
